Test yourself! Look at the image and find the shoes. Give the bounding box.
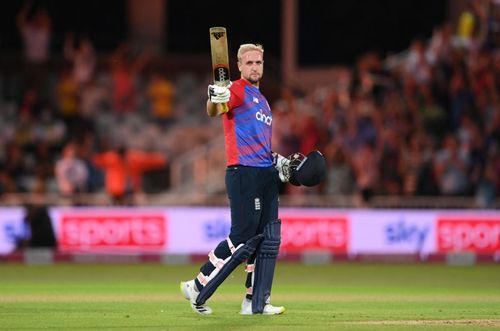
[180,280,284,316]
[240,298,252,315]
[240,298,285,315]
[180,280,212,315]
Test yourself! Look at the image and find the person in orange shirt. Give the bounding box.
[147,73,175,127]
[93,146,167,205]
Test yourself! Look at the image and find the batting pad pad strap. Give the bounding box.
[197,267,223,286]
[197,249,231,286]
[209,250,228,270]
[197,272,209,286]
[245,264,255,273]
[226,237,243,254]
[252,219,281,314]
[195,234,264,306]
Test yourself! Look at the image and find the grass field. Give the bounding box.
[1,262,499,330]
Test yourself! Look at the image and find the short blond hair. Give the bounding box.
[237,44,264,62]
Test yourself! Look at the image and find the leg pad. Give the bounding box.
[195,234,263,305]
[252,219,281,314]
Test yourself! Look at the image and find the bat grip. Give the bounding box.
[221,103,229,114]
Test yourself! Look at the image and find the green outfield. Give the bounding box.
[1,262,499,330]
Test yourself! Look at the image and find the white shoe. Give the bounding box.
[180,280,213,315]
[240,298,252,315]
[240,298,285,315]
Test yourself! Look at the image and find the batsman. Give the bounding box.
[180,28,326,315]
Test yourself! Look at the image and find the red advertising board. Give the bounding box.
[59,213,166,252]
[280,215,348,253]
[437,218,500,253]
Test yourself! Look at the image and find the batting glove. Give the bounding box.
[208,84,230,103]
[273,152,291,183]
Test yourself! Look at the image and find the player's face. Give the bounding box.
[238,50,264,86]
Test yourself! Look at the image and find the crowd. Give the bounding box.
[0,2,217,204]
[0,2,498,207]
[273,14,499,207]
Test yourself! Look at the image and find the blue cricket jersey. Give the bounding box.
[223,79,273,167]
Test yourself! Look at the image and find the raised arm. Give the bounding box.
[206,84,230,117]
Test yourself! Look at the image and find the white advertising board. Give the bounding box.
[0,207,498,255]
[0,208,26,254]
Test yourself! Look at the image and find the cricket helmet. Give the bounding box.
[289,150,327,187]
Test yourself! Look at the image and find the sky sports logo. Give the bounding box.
[59,214,166,251]
[203,217,230,240]
[280,216,348,253]
[255,109,272,126]
[385,219,430,252]
[437,219,500,253]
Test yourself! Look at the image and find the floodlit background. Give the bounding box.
[0,0,499,260]
[1,2,500,329]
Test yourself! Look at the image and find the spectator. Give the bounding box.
[400,133,433,196]
[352,143,379,203]
[79,133,103,193]
[456,0,488,50]
[31,142,54,194]
[324,143,355,195]
[433,134,470,195]
[426,23,454,66]
[16,1,51,95]
[54,142,88,197]
[298,114,325,155]
[19,87,43,118]
[147,72,176,126]
[55,68,79,121]
[93,146,167,205]
[1,142,28,192]
[80,76,109,119]
[419,85,447,138]
[64,33,96,87]
[475,160,497,207]
[404,39,432,85]
[109,43,151,114]
[0,166,18,194]
[448,66,475,131]
[271,94,301,157]
[378,127,404,195]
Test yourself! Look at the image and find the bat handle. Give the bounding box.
[221,103,229,114]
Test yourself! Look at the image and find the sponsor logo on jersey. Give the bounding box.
[255,109,272,126]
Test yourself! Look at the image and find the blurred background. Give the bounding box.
[0,0,499,261]
[0,0,498,208]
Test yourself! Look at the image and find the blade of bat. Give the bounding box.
[209,27,231,87]
[209,27,230,113]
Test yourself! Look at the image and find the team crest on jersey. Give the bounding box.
[254,198,261,210]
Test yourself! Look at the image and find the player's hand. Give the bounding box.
[208,84,230,103]
[273,152,291,183]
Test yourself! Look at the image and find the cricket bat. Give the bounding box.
[209,27,230,112]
